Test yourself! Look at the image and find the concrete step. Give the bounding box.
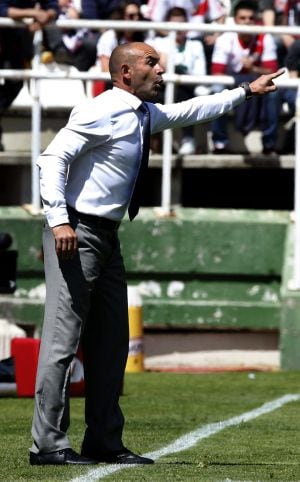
[0,151,295,168]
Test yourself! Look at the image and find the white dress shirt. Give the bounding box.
[37,86,246,227]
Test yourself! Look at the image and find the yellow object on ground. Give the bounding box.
[126,286,144,372]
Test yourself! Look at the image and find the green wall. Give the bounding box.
[1,206,300,369]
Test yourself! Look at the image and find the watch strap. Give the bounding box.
[239,82,253,100]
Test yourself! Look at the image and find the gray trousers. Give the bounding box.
[31,212,129,454]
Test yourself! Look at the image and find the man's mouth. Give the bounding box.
[154,79,164,89]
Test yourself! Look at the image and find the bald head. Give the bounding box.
[109,42,149,79]
[108,42,164,101]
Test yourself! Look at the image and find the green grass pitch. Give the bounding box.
[1,371,300,481]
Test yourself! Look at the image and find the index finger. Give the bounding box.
[268,68,286,80]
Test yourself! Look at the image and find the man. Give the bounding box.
[30,41,282,466]
[146,0,226,70]
[0,0,59,150]
[210,0,279,155]
[43,0,98,72]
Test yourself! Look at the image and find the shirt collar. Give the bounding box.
[112,86,143,111]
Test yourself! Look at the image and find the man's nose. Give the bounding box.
[156,62,165,74]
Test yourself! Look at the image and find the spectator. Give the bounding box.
[152,6,209,154]
[146,0,226,70]
[258,0,300,67]
[210,0,280,155]
[188,0,226,70]
[285,37,300,77]
[44,0,98,71]
[280,0,300,64]
[96,1,148,73]
[0,0,59,150]
[258,0,298,154]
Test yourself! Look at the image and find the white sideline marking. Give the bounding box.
[70,394,300,482]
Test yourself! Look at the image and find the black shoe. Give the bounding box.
[29,448,98,465]
[81,447,154,465]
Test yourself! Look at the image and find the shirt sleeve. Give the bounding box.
[0,1,59,17]
[37,102,111,227]
[148,87,246,134]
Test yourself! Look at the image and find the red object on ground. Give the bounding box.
[11,338,85,397]
[11,338,40,397]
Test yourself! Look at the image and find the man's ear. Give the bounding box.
[121,63,131,85]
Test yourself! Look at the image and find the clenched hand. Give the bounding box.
[52,224,78,260]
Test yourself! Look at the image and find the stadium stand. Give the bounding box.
[0,14,299,370]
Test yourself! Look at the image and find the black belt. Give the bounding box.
[67,205,120,231]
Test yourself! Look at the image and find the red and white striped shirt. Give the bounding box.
[211,32,278,75]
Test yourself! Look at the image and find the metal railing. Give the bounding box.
[1,17,300,286]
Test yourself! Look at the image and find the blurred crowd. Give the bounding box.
[0,0,299,154]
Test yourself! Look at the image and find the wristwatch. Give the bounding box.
[239,82,253,100]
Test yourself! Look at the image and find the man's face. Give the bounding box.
[235,7,256,42]
[169,14,187,44]
[124,3,140,20]
[235,8,256,25]
[128,45,165,101]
